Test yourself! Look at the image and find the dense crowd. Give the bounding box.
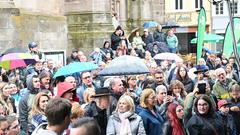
[0,24,240,135]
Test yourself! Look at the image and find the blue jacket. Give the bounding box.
[139,108,164,135]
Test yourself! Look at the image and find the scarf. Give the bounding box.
[118,111,133,135]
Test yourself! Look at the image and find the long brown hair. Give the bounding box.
[0,82,14,115]
[29,92,50,118]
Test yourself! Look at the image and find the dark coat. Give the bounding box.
[186,114,224,135]
[226,97,240,134]
[139,108,164,135]
[111,32,122,50]
[216,111,237,135]
[162,120,186,135]
[84,101,108,135]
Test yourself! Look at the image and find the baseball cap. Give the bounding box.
[217,100,230,108]
[28,42,38,49]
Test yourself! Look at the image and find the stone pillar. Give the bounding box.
[65,0,114,55]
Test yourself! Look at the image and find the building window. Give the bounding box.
[195,0,203,9]
[230,2,238,14]
[175,0,183,10]
[215,2,224,15]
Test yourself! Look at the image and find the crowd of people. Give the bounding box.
[0,24,240,135]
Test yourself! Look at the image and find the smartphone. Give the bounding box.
[198,83,206,94]
[167,90,172,95]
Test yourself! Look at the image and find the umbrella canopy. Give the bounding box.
[3,47,28,55]
[154,53,182,61]
[162,21,180,29]
[0,53,36,70]
[98,55,149,76]
[190,33,224,44]
[53,62,98,78]
[143,21,159,28]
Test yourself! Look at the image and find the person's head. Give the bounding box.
[9,83,18,95]
[176,66,188,80]
[127,76,137,88]
[140,89,157,109]
[199,58,206,65]
[175,58,183,67]
[30,92,50,117]
[230,84,240,99]
[225,64,233,73]
[83,88,95,104]
[135,31,140,36]
[167,103,184,120]
[79,55,87,62]
[229,57,235,65]
[28,41,38,52]
[6,115,20,135]
[156,24,162,31]
[70,117,100,135]
[110,77,124,94]
[57,82,75,101]
[77,51,84,59]
[47,59,54,70]
[154,70,164,85]
[64,76,77,89]
[81,72,93,87]
[45,98,72,132]
[0,82,11,98]
[144,51,152,60]
[143,29,149,36]
[194,95,214,115]
[0,116,8,135]
[169,80,185,98]
[215,57,222,65]
[32,75,41,89]
[103,41,110,49]
[218,99,230,115]
[94,87,111,109]
[156,85,167,103]
[71,49,78,57]
[70,102,85,122]
[215,68,226,82]
[34,61,42,71]
[39,70,51,87]
[167,29,174,36]
[116,95,135,113]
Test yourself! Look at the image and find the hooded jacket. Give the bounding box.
[19,76,40,134]
[32,123,57,135]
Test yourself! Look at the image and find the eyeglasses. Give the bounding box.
[83,76,91,79]
[176,109,184,112]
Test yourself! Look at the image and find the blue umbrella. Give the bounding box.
[98,55,149,76]
[53,62,98,78]
[143,21,159,28]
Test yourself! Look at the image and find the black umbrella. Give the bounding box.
[3,47,28,55]
[162,21,180,29]
[98,55,149,76]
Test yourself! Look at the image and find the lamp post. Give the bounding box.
[212,0,240,73]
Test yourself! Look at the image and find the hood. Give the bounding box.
[31,123,57,135]
[27,76,39,94]
[57,82,74,97]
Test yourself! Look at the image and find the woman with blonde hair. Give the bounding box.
[0,82,16,115]
[139,88,164,135]
[30,92,50,131]
[81,88,96,109]
[107,95,146,135]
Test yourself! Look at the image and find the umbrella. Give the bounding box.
[98,55,149,76]
[162,21,180,29]
[3,47,28,55]
[0,53,36,70]
[143,21,159,28]
[53,62,98,78]
[154,53,182,61]
[190,33,224,44]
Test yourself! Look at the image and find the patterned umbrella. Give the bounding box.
[0,53,36,70]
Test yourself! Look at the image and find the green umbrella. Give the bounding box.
[191,33,224,44]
